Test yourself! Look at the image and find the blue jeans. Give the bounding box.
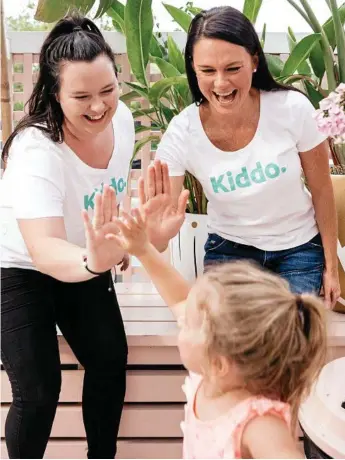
[204,233,325,295]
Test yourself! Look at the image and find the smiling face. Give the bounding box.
[57,54,119,138]
[192,38,258,116]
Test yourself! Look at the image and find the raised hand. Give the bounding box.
[105,208,150,258]
[140,160,189,250]
[82,184,124,273]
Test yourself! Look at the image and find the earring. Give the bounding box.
[253,68,257,73]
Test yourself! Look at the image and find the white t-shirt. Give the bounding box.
[0,100,134,269]
[156,90,327,251]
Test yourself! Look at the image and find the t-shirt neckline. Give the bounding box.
[61,119,116,173]
[195,90,264,154]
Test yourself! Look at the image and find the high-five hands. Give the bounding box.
[139,160,189,249]
[82,185,125,273]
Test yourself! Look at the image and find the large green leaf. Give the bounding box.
[150,36,164,58]
[160,105,176,125]
[265,54,284,77]
[307,3,345,80]
[107,0,126,35]
[125,82,149,100]
[120,90,141,103]
[150,56,180,78]
[135,125,153,134]
[131,135,160,162]
[282,33,321,76]
[34,0,88,22]
[188,6,203,16]
[291,0,336,90]
[276,74,316,85]
[124,0,153,87]
[163,3,192,33]
[149,75,188,106]
[243,0,263,25]
[107,1,125,34]
[167,35,185,74]
[131,107,156,119]
[308,43,326,79]
[287,27,312,76]
[323,2,345,49]
[303,81,324,108]
[330,0,345,82]
[94,0,114,18]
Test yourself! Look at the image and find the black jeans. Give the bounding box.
[1,268,128,459]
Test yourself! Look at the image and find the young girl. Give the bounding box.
[104,201,327,459]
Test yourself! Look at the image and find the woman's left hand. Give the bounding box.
[83,185,125,273]
[322,267,341,309]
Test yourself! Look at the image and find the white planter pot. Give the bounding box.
[169,214,209,283]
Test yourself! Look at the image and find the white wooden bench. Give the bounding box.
[1,283,345,459]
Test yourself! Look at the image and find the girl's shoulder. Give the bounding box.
[236,396,291,424]
[230,396,292,458]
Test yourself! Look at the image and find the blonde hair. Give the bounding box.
[197,260,327,427]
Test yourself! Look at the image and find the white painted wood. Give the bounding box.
[121,307,175,321]
[116,283,158,295]
[299,358,345,458]
[118,294,165,307]
[7,31,310,55]
[170,214,208,282]
[124,321,178,336]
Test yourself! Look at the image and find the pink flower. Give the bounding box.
[315,83,345,140]
[336,83,345,94]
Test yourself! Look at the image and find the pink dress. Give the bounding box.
[181,373,291,459]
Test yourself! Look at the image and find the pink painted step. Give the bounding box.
[1,405,184,438]
[1,439,183,459]
[1,370,187,403]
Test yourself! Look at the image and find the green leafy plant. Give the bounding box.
[275,0,345,169]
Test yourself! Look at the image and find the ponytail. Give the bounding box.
[1,10,117,164]
[286,293,327,428]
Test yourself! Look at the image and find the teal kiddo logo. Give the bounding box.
[84,176,126,210]
[210,162,287,194]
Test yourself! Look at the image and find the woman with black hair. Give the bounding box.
[150,6,340,308]
[1,12,133,459]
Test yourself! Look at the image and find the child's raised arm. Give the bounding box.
[106,208,189,320]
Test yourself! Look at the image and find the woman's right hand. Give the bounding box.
[140,160,189,250]
[82,185,124,273]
